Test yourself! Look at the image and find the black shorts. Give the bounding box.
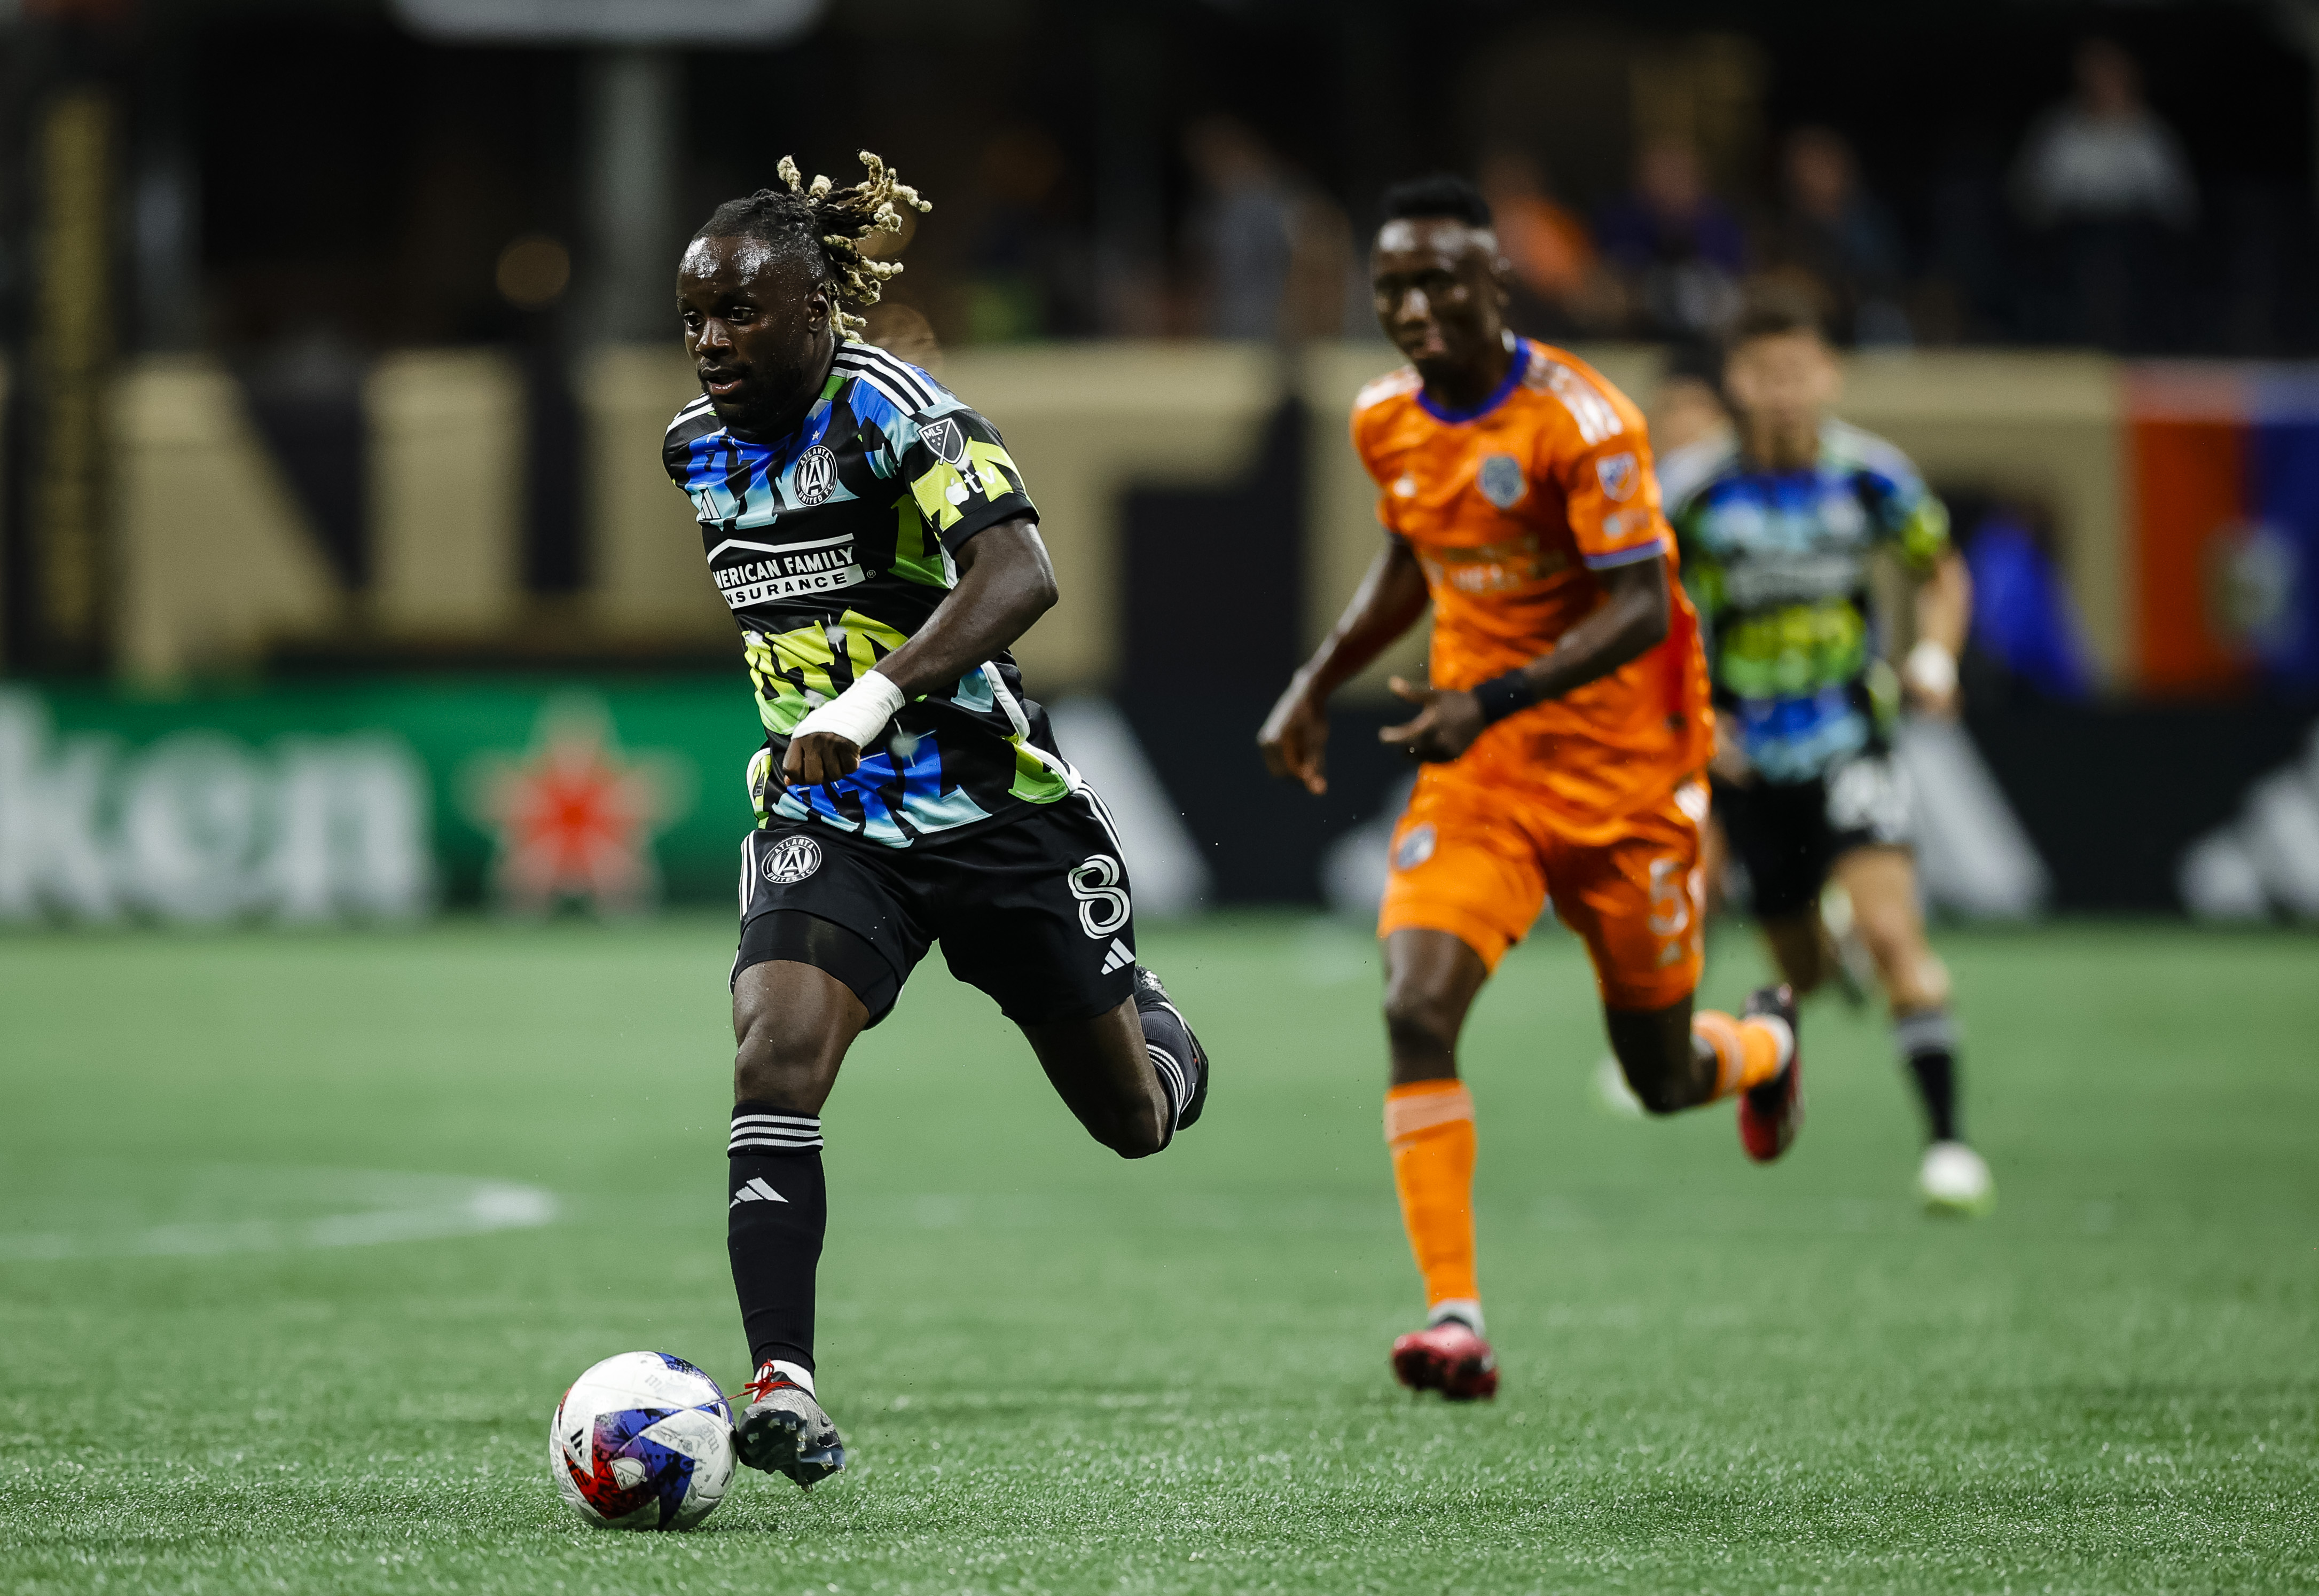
[731,788,1139,1028]
[1714,749,1916,919]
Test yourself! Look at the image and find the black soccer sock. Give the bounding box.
[727,1102,828,1382]
[1132,968,1204,1142]
[1894,1009,1961,1144]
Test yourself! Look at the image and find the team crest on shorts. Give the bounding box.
[1594,451,1639,501]
[1394,822,1436,871]
[793,445,838,506]
[1477,454,1527,509]
[919,416,970,469]
[762,834,824,885]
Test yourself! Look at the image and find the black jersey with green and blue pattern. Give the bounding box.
[1660,419,1949,783]
[663,340,1072,847]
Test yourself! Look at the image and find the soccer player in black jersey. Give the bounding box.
[667,153,1211,1488]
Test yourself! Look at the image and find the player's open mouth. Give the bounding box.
[701,367,748,398]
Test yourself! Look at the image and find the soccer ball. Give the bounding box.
[550,1351,736,1531]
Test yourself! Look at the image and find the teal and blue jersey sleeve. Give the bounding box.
[880,405,1035,557]
[841,345,1036,557]
[1836,424,1949,573]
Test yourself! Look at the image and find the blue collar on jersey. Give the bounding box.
[692,383,839,476]
[1417,340,1529,425]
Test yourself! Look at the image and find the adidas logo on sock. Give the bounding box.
[728,1176,787,1209]
[1099,937,1134,974]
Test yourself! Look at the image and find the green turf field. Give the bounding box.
[3,916,2314,1594]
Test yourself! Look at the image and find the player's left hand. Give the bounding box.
[784,732,863,785]
[1379,677,1485,764]
[1901,639,1961,720]
[1905,679,1961,719]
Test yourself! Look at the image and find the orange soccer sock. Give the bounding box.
[1385,1080,1479,1315]
[1692,1009,1793,1099]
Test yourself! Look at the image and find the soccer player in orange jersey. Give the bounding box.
[1260,175,1801,1401]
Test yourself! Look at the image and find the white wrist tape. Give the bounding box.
[790,671,904,749]
[1904,639,1958,699]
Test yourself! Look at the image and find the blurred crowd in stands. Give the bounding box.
[160,9,2309,365]
[1141,36,2214,353]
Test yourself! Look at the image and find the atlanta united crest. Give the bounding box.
[762,834,824,885]
[794,445,838,506]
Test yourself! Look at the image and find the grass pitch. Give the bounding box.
[2,915,2314,1594]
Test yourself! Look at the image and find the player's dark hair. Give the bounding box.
[695,151,932,336]
[1728,282,1829,347]
[1380,173,1493,230]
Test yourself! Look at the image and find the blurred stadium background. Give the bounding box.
[3,0,2319,929]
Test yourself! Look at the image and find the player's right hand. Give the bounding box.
[784,732,863,786]
[1258,681,1330,795]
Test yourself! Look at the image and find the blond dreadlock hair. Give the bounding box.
[694,150,932,336]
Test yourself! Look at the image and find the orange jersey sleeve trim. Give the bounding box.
[1522,347,1675,571]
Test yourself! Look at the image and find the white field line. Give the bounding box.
[0,1174,558,1261]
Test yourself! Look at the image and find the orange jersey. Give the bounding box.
[1351,339,1713,830]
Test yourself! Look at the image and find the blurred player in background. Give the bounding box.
[1260,176,1801,1402]
[1649,340,1735,457]
[668,154,1212,1486]
[1658,288,1994,1216]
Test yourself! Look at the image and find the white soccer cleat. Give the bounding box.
[1918,1140,1994,1216]
[1593,1055,1646,1118]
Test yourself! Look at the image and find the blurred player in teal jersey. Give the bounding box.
[1659,289,1994,1215]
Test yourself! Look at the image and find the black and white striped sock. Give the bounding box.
[1132,973,1203,1144]
[729,1106,825,1157]
[1894,1008,1961,1144]
[727,1101,827,1380]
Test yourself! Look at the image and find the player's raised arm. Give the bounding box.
[1258,533,1430,795]
[784,516,1057,784]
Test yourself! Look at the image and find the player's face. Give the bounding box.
[678,235,834,440]
[1722,330,1840,434]
[1371,219,1507,379]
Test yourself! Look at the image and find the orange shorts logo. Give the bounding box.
[1394,823,1437,871]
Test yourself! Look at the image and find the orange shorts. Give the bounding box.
[1378,766,1708,1010]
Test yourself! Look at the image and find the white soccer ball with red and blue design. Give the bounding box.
[550,1351,736,1531]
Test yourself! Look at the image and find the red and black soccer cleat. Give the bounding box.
[1390,1320,1499,1401]
[1737,983,1804,1163]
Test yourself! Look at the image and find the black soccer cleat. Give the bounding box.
[734,1365,845,1489]
[1133,964,1210,1133]
[1737,983,1804,1163]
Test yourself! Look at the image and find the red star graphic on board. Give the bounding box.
[465,698,692,916]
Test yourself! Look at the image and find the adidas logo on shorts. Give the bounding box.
[1098,936,1134,975]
